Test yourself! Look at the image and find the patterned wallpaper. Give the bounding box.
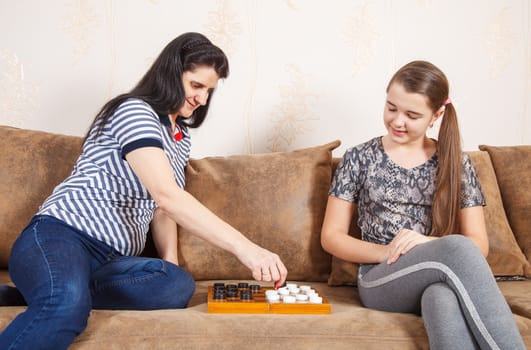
[0,0,529,158]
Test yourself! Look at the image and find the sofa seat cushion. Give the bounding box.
[178,141,340,282]
[1,279,530,349]
[0,281,428,349]
[498,280,531,319]
[0,270,12,285]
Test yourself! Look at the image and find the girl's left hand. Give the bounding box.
[386,229,436,264]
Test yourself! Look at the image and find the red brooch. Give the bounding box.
[174,128,183,141]
[173,130,183,141]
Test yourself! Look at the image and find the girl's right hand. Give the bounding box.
[386,229,436,264]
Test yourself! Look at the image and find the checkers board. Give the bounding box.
[207,282,331,314]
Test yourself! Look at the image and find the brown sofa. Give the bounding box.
[0,125,530,349]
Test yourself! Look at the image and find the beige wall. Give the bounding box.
[0,0,530,158]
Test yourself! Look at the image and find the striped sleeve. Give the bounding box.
[110,99,164,157]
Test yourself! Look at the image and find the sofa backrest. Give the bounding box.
[467,151,530,276]
[479,145,531,276]
[1,125,528,282]
[177,141,341,282]
[0,126,83,268]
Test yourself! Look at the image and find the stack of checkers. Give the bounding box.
[212,282,260,301]
[207,282,331,314]
[265,283,323,304]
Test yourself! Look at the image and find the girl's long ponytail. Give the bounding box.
[431,103,462,236]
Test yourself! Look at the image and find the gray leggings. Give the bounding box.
[358,235,525,350]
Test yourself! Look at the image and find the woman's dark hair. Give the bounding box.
[86,32,229,140]
[387,60,461,236]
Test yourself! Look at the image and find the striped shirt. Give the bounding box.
[38,98,191,256]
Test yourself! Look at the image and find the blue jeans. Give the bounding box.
[0,215,195,350]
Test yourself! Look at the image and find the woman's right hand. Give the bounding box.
[236,243,288,289]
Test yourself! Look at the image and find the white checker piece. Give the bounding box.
[265,283,324,304]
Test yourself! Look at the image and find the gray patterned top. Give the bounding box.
[329,137,485,245]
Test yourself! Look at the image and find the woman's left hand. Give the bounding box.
[386,229,436,265]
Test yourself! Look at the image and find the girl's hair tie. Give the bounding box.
[443,97,452,106]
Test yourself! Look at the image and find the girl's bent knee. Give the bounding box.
[432,235,491,278]
[437,235,482,259]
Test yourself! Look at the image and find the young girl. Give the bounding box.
[0,32,287,350]
[321,60,525,349]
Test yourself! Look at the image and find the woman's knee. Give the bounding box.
[91,258,195,310]
[163,262,195,308]
[50,282,92,326]
[140,259,196,302]
[23,283,91,338]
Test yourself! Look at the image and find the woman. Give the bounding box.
[0,32,287,349]
[321,60,525,349]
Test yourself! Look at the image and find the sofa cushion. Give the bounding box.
[0,126,83,268]
[178,141,340,282]
[327,253,359,287]
[468,151,530,276]
[3,280,531,349]
[479,145,531,275]
[0,281,432,349]
[497,280,531,319]
[328,151,530,286]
